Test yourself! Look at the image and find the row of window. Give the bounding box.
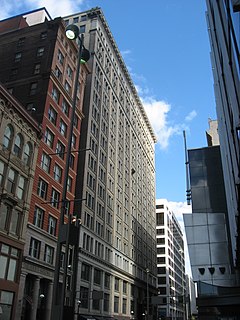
[0,161,27,201]
[29,238,55,264]
[3,124,33,166]
[33,206,57,236]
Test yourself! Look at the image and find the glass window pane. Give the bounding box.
[7,259,16,281]
[0,256,7,278]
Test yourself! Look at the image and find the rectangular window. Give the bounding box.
[48,106,57,124]
[115,278,119,291]
[44,245,54,264]
[56,141,65,159]
[67,176,72,192]
[7,168,16,193]
[62,99,70,116]
[44,128,54,148]
[55,66,62,80]
[104,293,109,312]
[29,82,38,96]
[37,47,44,57]
[80,287,89,309]
[16,176,26,200]
[79,25,86,33]
[48,215,57,236]
[114,296,119,313]
[93,269,101,285]
[122,298,127,314]
[81,263,91,281]
[33,206,44,228]
[104,273,110,289]
[67,65,73,79]
[40,32,47,40]
[0,161,5,187]
[14,52,22,62]
[52,86,60,103]
[57,50,64,65]
[0,244,19,281]
[37,178,48,199]
[123,280,127,294]
[34,63,41,74]
[53,164,62,182]
[59,119,67,137]
[29,238,41,259]
[41,152,51,173]
[17,37,25,46]
[51,188,60,208]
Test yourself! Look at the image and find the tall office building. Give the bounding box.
[206,0,240,272]
[0,9,89,320]
[65,7,158,320]
[156,199,186,320]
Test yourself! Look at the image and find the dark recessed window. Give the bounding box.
[14,52,22,62]
[37,47,44,57]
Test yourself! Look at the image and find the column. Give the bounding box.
[15,272,27,320]
[45,281,53,320]
[30,277,40,320]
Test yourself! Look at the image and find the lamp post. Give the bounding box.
[51,24,90,320]
[146,268,149,320]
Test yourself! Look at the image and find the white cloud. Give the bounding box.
[140,96,184,149]
[0,0,85,20]
[185,110,197,122]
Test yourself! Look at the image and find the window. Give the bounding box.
[64,81,71,93]
[13,133,23,157]
[29,238,41,259]
[41,152,51,173]
[51,188,60,208]
[7,168,16,193]
[94,269,101,285]
[17,37,25,46]
[104,273,110,289]
[0,244,20,281]
[122,298,127,314]
[16,176,26,200]
[14,52,22,62]
[0,161,5,186]
[69,154,75,169]
[92,290,100,310]
[57,50,64,65]
[115,278,119,291]
[59,119,67,137]
[56,141,65,159]
[44,245,54,264]
[23,142,32,165]
[67,65,73,79]
[62,99,70,116]
[79,25,86,33]
[40,32,47,40]
[73,115,79,128]
[29,82,37,95]
[53,164,62,182]
[37,47,44,57]
[67,176,72,192]
[81,15,87,21]
[71,134,76,148]
[114,296,119,313]
[104,293,110,312]
[37,178,48,199]
[3,125,13,150]
[34,63,41,74]
[33,206,44,228]
[48,215,57,236]
[52,86,60,103]
[44,128,54,148]
[48,106,57,124]
[81,263,91,281]
[123,280,127,294]
[55,66,62,80]
[73,17,79,23]
[80,287,89,309]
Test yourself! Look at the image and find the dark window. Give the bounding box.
[29,82,38,95]
[48,106,57,124]
[37,47,44,57]
[3,125,13,150]
[81,263,91,281]
[29,238,41,259]
[51,188,60,208]
[33,206,44,228]
[48,215,57,236]
[94,269,101,285]
[156,212,164,225]
[80,287,88,309]
[14,52,22,62]
[44,245,54,264]
[73,17,79,23]
[34,63,41,74]
[0,244,20,281]
[79,25,86,33]
[56,141,65,159]
[40,32,47,40]
[37,178,48,199]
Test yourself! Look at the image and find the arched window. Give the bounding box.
[23,142,32,166]
[3,125,14,150]
[13,133,23,157]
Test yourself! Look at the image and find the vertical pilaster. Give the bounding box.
[45,281,53,320]
[29,277,40,320]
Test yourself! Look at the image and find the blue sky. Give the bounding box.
[0,0,216,223]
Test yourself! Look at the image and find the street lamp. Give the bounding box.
[51,24,90,320]
[146,268,149,320]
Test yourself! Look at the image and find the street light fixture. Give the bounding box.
[51,24,90,320]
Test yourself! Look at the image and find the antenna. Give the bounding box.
[183,130,191,205]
